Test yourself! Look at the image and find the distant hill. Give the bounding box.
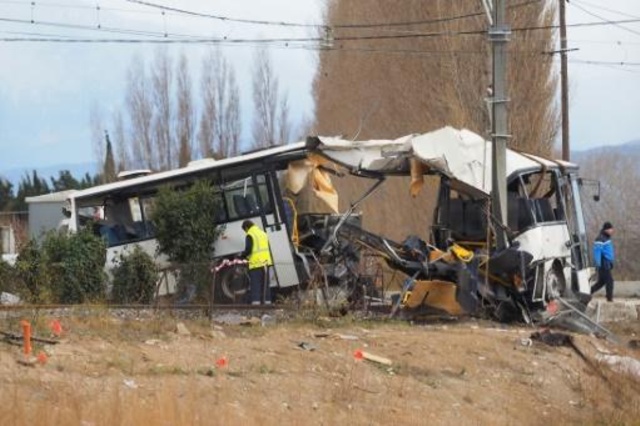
[0,162,98,188]
[572,139,640,163]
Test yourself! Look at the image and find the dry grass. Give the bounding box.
[1,315,639,425]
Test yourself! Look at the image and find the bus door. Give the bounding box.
[254,173,300,288]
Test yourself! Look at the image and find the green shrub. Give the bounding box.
[41,228,107,304]
[152,181,224,264]
[111,246,157,304]
[14,239,51,302]
[0,259,20,296]
[151,181,224,299]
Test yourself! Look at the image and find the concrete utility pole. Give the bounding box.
[559,0,570,161]
[489,0,511,250]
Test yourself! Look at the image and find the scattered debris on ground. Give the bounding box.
[0,314,638,425]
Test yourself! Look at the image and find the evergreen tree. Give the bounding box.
[103,130,117,183]
[14,170,50,211]
[50,170,80,192]
[81,172,100,188]
[0,178,14,211]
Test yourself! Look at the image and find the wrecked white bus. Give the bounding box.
[60,144,318,303]
[307,126,596,322]
[36,126,596,320]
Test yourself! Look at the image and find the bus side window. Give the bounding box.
[225,186,259,221]
[140,197,156,238]
[233,194,253,216]
[222,175,272,221]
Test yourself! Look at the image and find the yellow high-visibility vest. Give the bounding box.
[247,225,273,270]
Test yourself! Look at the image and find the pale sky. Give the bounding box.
[0,0,638,176]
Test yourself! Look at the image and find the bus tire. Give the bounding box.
[214,264,250,304]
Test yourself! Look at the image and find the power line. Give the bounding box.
[568,59,640,74]
[331,18,640,42]
[125,0,542,30]
[570,0,640,20]
[569,2,640,38]
[0,35,320,44]
[570,39,640,46]
[0,28,78,37]
[0,0,546,43]
[0,31,635,70]
[0,0,544,30]
[125,0,321,29]
[569,59,640,66]
[0,15,217,39]
[0,0,160,15]
[2,15,640,44]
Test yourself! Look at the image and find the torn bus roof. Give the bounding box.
[310,126,577,197]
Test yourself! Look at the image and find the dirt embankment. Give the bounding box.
[1,314,639,426]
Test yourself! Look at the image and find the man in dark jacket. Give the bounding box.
[591,221,616,302]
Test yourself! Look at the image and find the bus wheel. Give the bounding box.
[214,265,250,304]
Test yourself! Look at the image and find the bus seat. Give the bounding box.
[133,221,146,238]
[100,226,119,246]
[464,201,486,240]
[507,193,519,231]
[533,198,555,222]
[233,195,251,216]
[447,199,465,238]
[446,199,486,241]
[508,194,536,232]
[518,199,535,230]
[245,194,260,214]
[112,224,128,242]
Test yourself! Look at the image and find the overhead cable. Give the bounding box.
[125,0,542,29]
[2,16,640,44]
[571,0,640,20]
[569,2,640,37]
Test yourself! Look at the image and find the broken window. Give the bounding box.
[433,182,489,246]
[222,175,273,222]
[507,171,565,233]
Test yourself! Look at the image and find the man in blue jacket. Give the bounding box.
[591,221,616,302]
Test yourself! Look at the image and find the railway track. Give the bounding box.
[0,303,290,323]
[0,303,279,312]
[0,301,392,325]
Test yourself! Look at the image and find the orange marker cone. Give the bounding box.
[37,351,48,365]
[215,356,228,369]
[50,319,63,337]
[21,320,31,356]
[353,349,364,362]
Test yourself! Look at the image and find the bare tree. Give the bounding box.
[224,68,242,157]
[314,1,558,154]
[579,150,640,279]
[252,47,279,149]
[198,48,242,158]
[311,0,559,239]
[198,49,217,158]
[126,54,154,169]
[112,110,129,171]
[214,52,242,158]
[278,94,291,144]
[89,101,105,172]
[175,52,195,167]
[151,48,174,170]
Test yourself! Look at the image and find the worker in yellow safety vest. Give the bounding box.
[240,220,274,305]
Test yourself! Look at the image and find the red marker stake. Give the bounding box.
[21,320,31,356]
